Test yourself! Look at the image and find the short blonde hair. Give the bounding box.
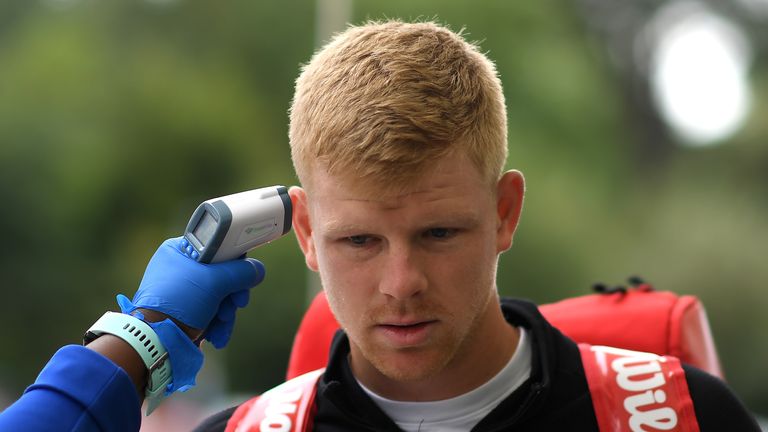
[289,20,507,190]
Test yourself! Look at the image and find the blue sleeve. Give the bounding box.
[0,345,142,432]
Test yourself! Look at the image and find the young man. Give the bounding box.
[0,19,759,432]
[199,20,759,431]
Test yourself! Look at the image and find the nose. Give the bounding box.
[378,244,427,300]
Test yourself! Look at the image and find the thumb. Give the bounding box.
[214,258,266,295]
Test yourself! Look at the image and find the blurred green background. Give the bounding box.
[1,0,767,426]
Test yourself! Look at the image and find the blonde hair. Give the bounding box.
[289,20,507,190]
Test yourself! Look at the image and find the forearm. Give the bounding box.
[85,334,147,398]
[0,346,142,432]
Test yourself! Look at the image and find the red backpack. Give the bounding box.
[228,279,721,432]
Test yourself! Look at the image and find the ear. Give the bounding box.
[495,170,525,253]
[289,186,319,271]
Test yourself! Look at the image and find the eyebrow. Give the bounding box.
[321,212,482,235]
[421,213,482,230]
[322,222,368,234]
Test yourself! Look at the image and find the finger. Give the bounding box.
[205,319,233,349]
[215,258,266,295]
[230,289,250,308]
[244,258,266,285]
[217,296,237,322]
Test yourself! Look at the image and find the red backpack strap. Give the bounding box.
[579,344,700,432]
[225,368,324,432]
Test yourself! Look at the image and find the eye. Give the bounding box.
[346,235,373,246]
[426,228,456,239]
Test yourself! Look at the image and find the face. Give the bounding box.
[291,151,524,397]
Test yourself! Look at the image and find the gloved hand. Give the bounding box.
[116,237,265,395]
[118,236,265,349]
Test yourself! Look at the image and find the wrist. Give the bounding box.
[83,311,173,415]
[111,294,207,401]
[135,308,203,341]
[116,294,206,393]
[116,294,204,341]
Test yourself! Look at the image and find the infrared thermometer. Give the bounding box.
[182,186,292,263]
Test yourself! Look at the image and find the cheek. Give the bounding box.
[317,241,361,288]
[452,232,498,274]
[439,247,498,330]
[439,238,499,302]
[315,242,374,325]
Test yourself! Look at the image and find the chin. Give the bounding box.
[368,347,453,383]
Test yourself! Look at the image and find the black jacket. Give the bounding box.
[196,298,760,431]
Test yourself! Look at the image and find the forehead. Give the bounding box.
[305,151,491,205]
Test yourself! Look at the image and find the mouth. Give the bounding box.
[375,320,438,347]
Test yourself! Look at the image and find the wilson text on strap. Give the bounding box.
[579,344,700,432]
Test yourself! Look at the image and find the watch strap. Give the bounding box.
[84,311,172,415]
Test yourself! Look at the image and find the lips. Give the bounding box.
[375,320,437,347]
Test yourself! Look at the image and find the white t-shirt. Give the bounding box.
[358,327,532,432]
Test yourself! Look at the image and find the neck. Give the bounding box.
[350,296,519,401]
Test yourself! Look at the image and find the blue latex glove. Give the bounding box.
[118,237,265,348]
[116,237,265,395]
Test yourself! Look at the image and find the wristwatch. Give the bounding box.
[84,311,172,415]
